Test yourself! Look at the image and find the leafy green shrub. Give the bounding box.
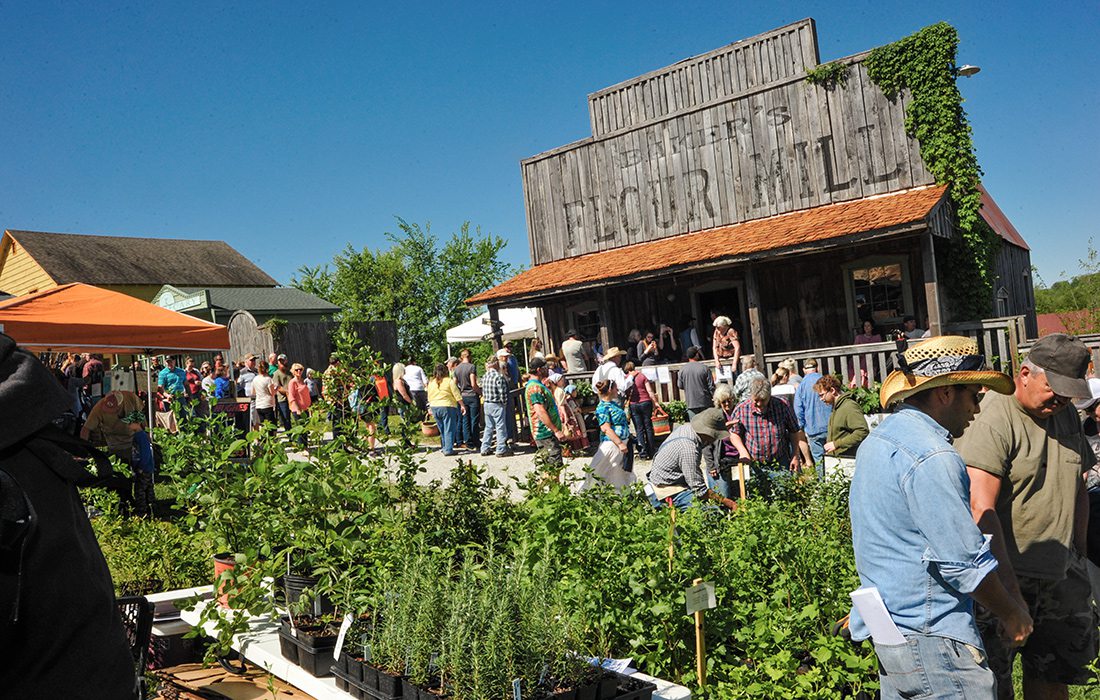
[89,489,214,595]
[663,400,687,424]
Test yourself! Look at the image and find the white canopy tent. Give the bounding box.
[445,307,538,359]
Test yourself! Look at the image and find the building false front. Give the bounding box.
[469,19,1035,358]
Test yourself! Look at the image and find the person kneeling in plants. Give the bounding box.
[123,410,156,516]
[849,336,1032,699]
[646,407,737,510]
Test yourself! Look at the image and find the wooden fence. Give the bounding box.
[557,315,1032,402]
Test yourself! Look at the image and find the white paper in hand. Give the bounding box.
[849,587,906,645]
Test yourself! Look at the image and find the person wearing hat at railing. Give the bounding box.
[850,336,1032,699]
[591,346,631,398]
[956,333,1099,699]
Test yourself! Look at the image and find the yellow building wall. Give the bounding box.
[0,233,56,296]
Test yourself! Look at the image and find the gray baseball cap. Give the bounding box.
[1026,334,1092,398]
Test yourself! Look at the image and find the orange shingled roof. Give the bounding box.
[469,185,949,305]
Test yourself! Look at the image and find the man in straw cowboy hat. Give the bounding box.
[592,346,631,397]
[849,336,1032,699]
[955,333,1099,699]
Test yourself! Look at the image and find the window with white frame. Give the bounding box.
[843,256,914,332]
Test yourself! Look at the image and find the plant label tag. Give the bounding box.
[333,613,354,661]
[362,639,372,662]
[512,678,522,700]
[685,581,717,614]
[288,615,298,638]
[429,652,439,675]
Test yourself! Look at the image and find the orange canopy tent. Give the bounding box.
[0,283,229,353]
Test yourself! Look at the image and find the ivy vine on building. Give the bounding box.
[864,21,1001,321]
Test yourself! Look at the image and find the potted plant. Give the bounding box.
[572,380,597,408]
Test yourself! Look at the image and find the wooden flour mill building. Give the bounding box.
[469,20,1035,380]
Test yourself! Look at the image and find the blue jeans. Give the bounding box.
[650,488,696,510]
[629,401,656,458]
[705,464,735,499]
[807,431,827,478]
[460,395,480,447]
[481,402,508,454]
[505,392,517,441]
[874,634,994,699]
[432,406,460,455]
[276,400,292,431]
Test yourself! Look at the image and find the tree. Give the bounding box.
[1033,239,1100,334]
[294,219,516,365]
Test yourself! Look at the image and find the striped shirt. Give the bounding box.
[647,424,709,497]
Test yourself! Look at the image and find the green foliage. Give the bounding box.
[663,400,688,424]
[129,327,876,696]
[88,489,213,595]
[845,383,883,415]
[804,61,850,88]
[865,22,1000,321]
[260,316,289,345]
[293,219,516,365]
[1034,241,1100,334]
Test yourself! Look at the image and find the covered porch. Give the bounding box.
[471,185,957,370]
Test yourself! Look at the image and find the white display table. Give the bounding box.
[179,598,690,700]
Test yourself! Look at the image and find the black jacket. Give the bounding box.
[0,333,137,699]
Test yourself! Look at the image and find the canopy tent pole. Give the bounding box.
[145,353,154,430]
[523,338,529,366]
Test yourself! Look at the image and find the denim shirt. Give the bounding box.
[849,404,998,649]
[793,372,831,435]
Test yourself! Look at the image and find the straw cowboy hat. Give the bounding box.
[879,335,1014,407]
[602,346,626,361]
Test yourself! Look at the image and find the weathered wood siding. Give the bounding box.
[523,22,936,266]
[227,310,399,371]
[588,20,820,137]
[992,242,1037,338]
[0,233,56,296]
[536,235,928,355]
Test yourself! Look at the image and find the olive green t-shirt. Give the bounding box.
[955,391,1093,580]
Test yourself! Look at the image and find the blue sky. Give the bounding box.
[1,2,1096,288]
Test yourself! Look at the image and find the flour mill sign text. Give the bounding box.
[521,25,934,265]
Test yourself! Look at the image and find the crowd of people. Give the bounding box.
[10,316,1100,698]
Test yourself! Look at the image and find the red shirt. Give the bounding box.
[632,372,652,403]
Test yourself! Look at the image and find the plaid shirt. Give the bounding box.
[733,396,800,465]
[481,368,509,404]
[647,424,709,497]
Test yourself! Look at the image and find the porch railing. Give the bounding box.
[556,315,1031,402]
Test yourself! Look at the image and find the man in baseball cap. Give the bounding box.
[646,407,738,511]
[956,333,1099,698]
[850,336,1031,698]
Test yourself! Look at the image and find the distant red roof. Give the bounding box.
[469,185,949,305]
[1037,311,1099,336]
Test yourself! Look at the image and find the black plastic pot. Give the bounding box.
[281,573,336,616]
[609,672,655,700]
[596,673,617,700]
[377,668,402,698]
[278,628,336,676]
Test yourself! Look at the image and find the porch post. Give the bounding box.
[488,305,503,351]
[534,307,550,353]
[599,288,613,351]
[921,231,943,336]
[744,265,766,370]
